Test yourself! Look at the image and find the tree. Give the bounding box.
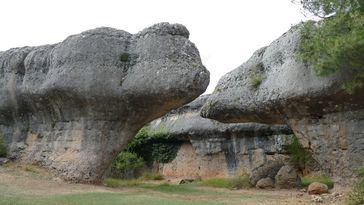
[295,0,364,93]
[295,0,363,17]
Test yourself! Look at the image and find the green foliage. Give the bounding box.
[296,0,364,93]
[301,175,334,189]
[201,176,252,190]
[249,73,264,89]
[348,166,364,205]
[294,0,362,17]
[248,63,265,89]
[127,126,181,166]
[151,142,180,163]
[140,171,164,180]
[120,53,130,62]
[110,152,145,179]
[0,133,7,158]
[287,136,314,173]
[141,183,198,194]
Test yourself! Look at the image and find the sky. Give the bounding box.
[0,0,309,93]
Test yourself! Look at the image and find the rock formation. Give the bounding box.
[0,23,210,183]
[146,95,294,179]
[201,26,364,184]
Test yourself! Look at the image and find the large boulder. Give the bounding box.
[275,165,301,189]
[201,25,364,184]
[0,23,210,183]
[147,95,293,179]
[249,159,284,186]
[256,177,275,189]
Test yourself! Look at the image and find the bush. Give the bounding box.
[202,176,252,189]
[110,152,145,179]
[287,136,314,173]
[249,73,264,89]
[296,0,364,94]
[348,166,364,205]
[301,175,334,189]
[127,126,181,166]
[151,142,180,163]
[0,134,7,158]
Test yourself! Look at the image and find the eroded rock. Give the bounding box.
[0,23,210,182]
[147,95,293,179]
[201,25,364,184]
[275,165,301,189]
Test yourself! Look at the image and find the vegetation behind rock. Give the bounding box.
[0,134,7,158]
[348,166,364,205]
[296,0,364,93]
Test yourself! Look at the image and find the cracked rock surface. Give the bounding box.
[201,26,364,184]
[0,23,209,183]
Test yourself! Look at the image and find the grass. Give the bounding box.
[103,178,199,194]
[0,192,226,205]
[103,178,142,188]
[301,175,334,189]
[348,166,364,205]
[201,176,252,189]
[141,183,199,194]
[23,165,40,174]
[140,171,164,180]
[249,73,264,89]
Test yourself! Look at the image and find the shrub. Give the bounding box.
[249,73,264,89]
[0,134,7,158]
[301,175,334,189]
[287,136,314,173]
[110,152,145,179]
[103,178,142,188]
[296,0,364,93]
[127,126,181,166]
[348,166,364,205]
[202,176,252,189]
[120,53,130,62]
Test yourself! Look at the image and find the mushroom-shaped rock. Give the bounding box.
[146,95,293,178]
[0,23,209,182]
[201,26,364,184]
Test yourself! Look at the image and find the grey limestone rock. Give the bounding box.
[147,95,293,178]
[201,25,364,184]
[275,165,301,189]
[0,23,209,183]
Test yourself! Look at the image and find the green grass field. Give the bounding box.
[0,166,346,205]
[0,192,227,205]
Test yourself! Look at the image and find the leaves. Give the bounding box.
[297,10,364,93]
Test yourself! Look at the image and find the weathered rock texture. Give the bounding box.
[275,165,301,189]
[148,95,293,179]
[308,182,329,195]
[201,26,364,184]
[0,23,209,182]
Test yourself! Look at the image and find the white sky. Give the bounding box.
[1,0,309,93]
